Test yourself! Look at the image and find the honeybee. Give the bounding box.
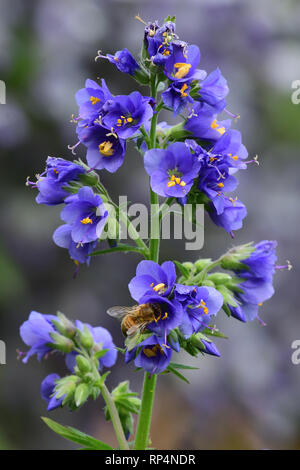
[107,303,164,337]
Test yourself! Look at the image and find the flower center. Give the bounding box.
[174,62,191,79]
[90,96,100,105]
[116,115,133,127]
[197,300,209,315]
[143,344,164,358]
[211,119,225,135]
[80,217,93,225]
[167,174,186,188]
[53,168,59,174]
[99,141,115,157]
[228,153,239,161]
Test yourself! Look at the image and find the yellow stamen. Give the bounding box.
[80,217,93,225]
[53,168,58,174]
[150,282,154,287]
[258,302,263,306]
[162,312,168,320]
[154,314,161,323]
[153,282,166,292]
[99,141,115,157]
[175,177,181,185]
[163,49,170,56]
[174,62,191,79]
[217,127,225,135]
[167,181,176,187]
[127,117,133,123]
[218,182,224,188]
[229,197,238,206]
[143,345,163,358]
[90,96,100,105]
[232,155,239,161]
[211,119,219,129]
[180,83,189,97]
[180,181,186,187]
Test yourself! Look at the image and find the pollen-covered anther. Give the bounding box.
[211,119,225,135]
[162,312,168,320]
[90,96,100,105]
[116,115,133,127]
[218,182,224,188]
[152,282,166,293]
[180,83,189,97]
[99,141,115,157]
[143,344,163,358]
[229,197,238,206]
[167,174,186,188]
[174,62,191,79]
[80,217,93,225]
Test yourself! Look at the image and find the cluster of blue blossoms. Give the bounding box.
[21,17,288,412]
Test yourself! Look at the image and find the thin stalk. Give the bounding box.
[134,373,157,450]
[90,244,146,257]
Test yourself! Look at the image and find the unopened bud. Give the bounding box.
[79,326,94,350]
[76,355,92,374]
[50,332,75,353]
[74,383,90,407]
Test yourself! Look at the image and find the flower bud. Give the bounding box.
[79,326,94,350]
[55,312,76,338]
[194,259,212,272]
[50,332,75,353]
[76,355,92,374]
[207,273,233,285]
[74,383,90,407]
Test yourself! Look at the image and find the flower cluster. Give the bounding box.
[19,311,117,411]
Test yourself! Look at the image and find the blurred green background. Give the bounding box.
[0,0,299,450]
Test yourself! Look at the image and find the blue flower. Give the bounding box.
[201,339,221,357]
[53,224,97,265]
[128,260,176,302]
[19,311,57,363]
[75,79,113,122]
[60,186,108,244]
[209,197,247,235]
[65,320,117,372]
[162,82,194,116]
[144,142,201,198]
[77,123,126,173]
[174,285,223,337]
[125,335,172,375]
[33,157,85,206]
[144,21,179,66]
[101,91,153,139]
[196,68,229,112]
[164,44,207,83]
[229,241,278,322]
[185,102,231,141]
[106,48,140,76]
[41,374,63,411]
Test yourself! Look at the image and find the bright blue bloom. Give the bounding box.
[209,197,247,235]
[185,102,231,141]
[60,186,108,244]
[174,284,223,337]
[41,374,63,411]
[65,320,117,372]
[196,68,229,113]
[164,44,207,83]
[20,311,56,363]
[144,142,201,198]
[144,21,179,66]
[75,79,113,122]
[77,123,126,173]
[162,82,193,116]
[128,260,176,302]
[106,48,140,76]
[101,91,153,139]
[53,224,97,265]
[211,129,248,171]
[34,157,85,206]
[125,335,172,375]
[229,241,278,322]
[137,294,183,336]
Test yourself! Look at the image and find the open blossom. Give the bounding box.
[34,157,85,206]
[235,241,277,282]
[75,78,113,122]
[53,224,97,265]
[137,294,183,336]
[174,285,223,337]
[66,320,117,372]
[60,186,108,244]
[101,91,153,139]
[144,142,200,198]
[162,82,193,116]
[185,102,231,141]
[164,44,207,83]
[128,260,176,302]
[209,197,247,235]
[19,311,57,363]
[125,335,172,375]
[41,374,63,411]
[144,20,179,66]
[77,123,126,173]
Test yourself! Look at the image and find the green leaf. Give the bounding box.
[93,348,109,359]
[42,417,113,450]
[169,362,199,371]
[174,260,190,279]
[202,327,228,339]
[165,365,190,384]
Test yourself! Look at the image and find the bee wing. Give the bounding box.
[127,321,149,337]
[106,305,138,320]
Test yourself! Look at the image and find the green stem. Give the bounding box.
[134,373,157,450]
[100,381,129,450]
[90,244,146,257]
[134,74,160,451]
[192,256,224,284]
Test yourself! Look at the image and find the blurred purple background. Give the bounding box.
[0,0,299,449]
